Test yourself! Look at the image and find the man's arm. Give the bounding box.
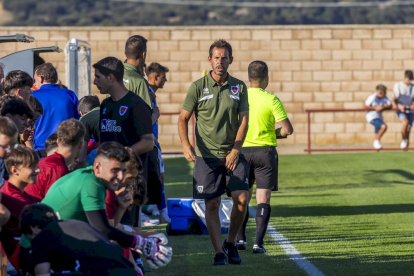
[178,109,196,162]
[276,118,294,137]
[131,133,153,155]
[225,111,248,171]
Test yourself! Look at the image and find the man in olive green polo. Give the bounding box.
[123,35,152,108]
[178,39,249,266]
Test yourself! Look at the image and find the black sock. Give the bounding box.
[237,208,249,241]
[255,203,271,247]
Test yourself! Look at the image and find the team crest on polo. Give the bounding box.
[203,88,209,94]
[197,186,203,193]
[119,106,128,116]
[230,86,239,95]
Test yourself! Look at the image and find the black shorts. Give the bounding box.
[146,147,162,205]
[193,155,249,199]
[243,146,278,191]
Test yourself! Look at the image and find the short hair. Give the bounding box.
[5,145,38,174]
[124,175,147,206]
[125,35,148,60]
[96,141,130,163]
[124,147,143,177]
[0,96,34,119]
[28,95,43,115]
[45,133,58,154]
[3,70,33,96]
[20,204,57,235]
[376,84,387,93]
[57,119,85,147]
[78,95,100,114]
[405,70,414,80]
[248,61,269,82]
[209,39,232,58]
[145,62,169,77]
[0,116,18,138]
[93,57,124,83]
[34,63,58,83]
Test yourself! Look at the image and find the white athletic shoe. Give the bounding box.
[400,139,408,149]
[159,208,171,224]
[373,140,382,149]
[147,204,160,216]
[140,212,160,227]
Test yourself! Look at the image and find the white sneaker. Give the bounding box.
[373,140,382,149]
[400,139,408,149]
[140,212,160,227]
[147,204,160,216]
[159,208,171,224]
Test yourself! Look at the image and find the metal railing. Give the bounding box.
[305,108,414,154]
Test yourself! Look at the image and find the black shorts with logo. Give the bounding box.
[243,146,278,191]
[193,155,249,199]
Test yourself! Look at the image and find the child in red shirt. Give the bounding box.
[0,145,40,263]
[24,119,85,201]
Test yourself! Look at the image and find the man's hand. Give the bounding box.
[160,173,164,183]
[398,103,406,112]
[22,128,34,142]
[183,144,196,162]
[115,187,131,210]
[375,106,384,112]
[225,149,240,171]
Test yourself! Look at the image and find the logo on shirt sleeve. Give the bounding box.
[231,86,239,95]
[119,106,128,116]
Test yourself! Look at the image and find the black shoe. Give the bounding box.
[236,240,246,251]
[253,244,269,254]
[222,239,242,264]
[213,253,227,265]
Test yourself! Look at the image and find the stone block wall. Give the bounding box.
[0,25,413,152]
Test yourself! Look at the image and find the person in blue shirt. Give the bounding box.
[32,63,79,157]
[145,63,170,223]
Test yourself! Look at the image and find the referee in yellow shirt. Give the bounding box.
[237,61,293,253]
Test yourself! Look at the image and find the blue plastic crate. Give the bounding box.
[167,198,228,235]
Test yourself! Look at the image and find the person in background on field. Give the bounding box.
[145,62,170,224]
[24,119,85,201]
[365,84,392,150]
[236,61,293,254]
[44,133,58,156]
[78,95,101,168]
[0,117,18,187]
[0,96,34,148]
[393,70,414,149]
[3,70,33,104]
[32,63,79,157]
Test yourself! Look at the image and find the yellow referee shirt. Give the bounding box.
[243,87,288,147]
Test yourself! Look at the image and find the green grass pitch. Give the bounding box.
[150,152,414,276]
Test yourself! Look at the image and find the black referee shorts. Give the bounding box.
[193,155,249,200]
[243,146,278,191]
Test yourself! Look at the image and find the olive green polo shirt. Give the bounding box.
[123,63,152,108]
[182,72,249,158]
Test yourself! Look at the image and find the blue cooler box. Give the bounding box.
[166,197,228,235]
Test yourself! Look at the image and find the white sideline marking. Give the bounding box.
[249,206,325,276]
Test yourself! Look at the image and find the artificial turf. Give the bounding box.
[150,152,414,276]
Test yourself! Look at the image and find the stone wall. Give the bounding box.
[0,25,413,153]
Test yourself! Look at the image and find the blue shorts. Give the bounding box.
[370,118,385,134]
[397,111,414,126]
